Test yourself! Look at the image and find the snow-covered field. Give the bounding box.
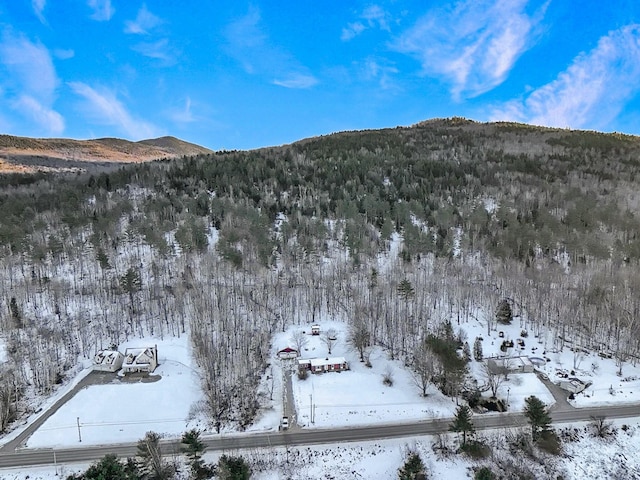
[1,303,640,478]
[457,313,640,409]
[26,335,202,448]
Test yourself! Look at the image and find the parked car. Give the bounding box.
[280,416,289,431]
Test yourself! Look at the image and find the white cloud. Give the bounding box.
[225,7,317,89]
[13,95,64,135]
[272,73,318,89]
[131,38,176,64]
[32,0,46,23]
[341,5,391,41]
[124,4,162,35]
[490,25,640,130]
[88,0,115,22]
[54,48,75,60]
[361,57,399,91]
[392,0,548,99]
[68,82,160,140]
[0,30,65,134]
[170,97,196,124]
[0,32,58,100]
[341,22,366,42]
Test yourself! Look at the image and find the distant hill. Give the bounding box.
[0,134,213,173]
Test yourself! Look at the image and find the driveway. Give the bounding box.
[0,369,160,452]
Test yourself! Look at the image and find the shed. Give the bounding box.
[277,347,299,359]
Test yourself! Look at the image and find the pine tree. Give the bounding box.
[218,455,250,480]
[9,297,22,328]
[495,299,513,325]
[473,337,483,361]
[181,429,211,480]
[524,395,552,441]
[462,341,471,362]
[397,451,425,480]
[136,431,174,480]
[449,405,475,446]
[397,279,415,300]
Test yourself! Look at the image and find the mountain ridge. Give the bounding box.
[0,134,213,173]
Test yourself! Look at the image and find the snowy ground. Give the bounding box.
[456,313,640,409]
[275,318,554,431]
[15,312,640,450]
[279,320,457,428]
[26,334,202,448]
[4,419,640,480]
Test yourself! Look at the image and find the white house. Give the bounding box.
[487,356,534,374]
[93,350,124,372]
[298,356,348,374]
[121,345,158,374]
[559,378,587,394]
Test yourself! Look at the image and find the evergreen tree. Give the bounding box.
[217,455,250,480]
[136,431,174,480]
[473,337,483,361]
[66,453,139,480]
[9,297,22,328]
[462,341,471,362]
[397,278,415,300]
[397,451,425,480]
[524,395,552,441]
[474,466,495,480]
[449,405,475,446]
[181,429,212,480]
[495,299,513,325]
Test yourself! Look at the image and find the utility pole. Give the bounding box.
[77,416,82,442]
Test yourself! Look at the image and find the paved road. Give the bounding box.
[0,403,638,469]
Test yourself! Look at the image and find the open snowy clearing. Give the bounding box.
[26,335,202,448]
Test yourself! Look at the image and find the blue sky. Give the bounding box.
[1,1,639,150]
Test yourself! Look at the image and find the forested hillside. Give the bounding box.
[1,118,639,433]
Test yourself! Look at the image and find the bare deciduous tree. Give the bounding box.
[320,328,338,354]
[482,361,505,399]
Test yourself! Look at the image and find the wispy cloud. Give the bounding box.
[169,97,196,124]
[0,30,64,134]
[124,4,162,35]
[54,48,75,60]
[224,7,318,89]
[342,5,391,41]
[272,73,318,89]
[32,0,46,24]
[13,95,64,135]
[490,25,640,130]
[131,38,176,65]
[392,0,548,99]
[360,57,399,91]
[68,82,160,139]
[87,0,114,22]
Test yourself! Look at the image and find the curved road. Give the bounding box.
[0,402,638,469]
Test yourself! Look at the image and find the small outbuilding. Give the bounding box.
[559,378,587,394]
[93,350,124,372]
[277,347,299,359]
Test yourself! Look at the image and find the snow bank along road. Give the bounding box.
[0,403,638,468]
